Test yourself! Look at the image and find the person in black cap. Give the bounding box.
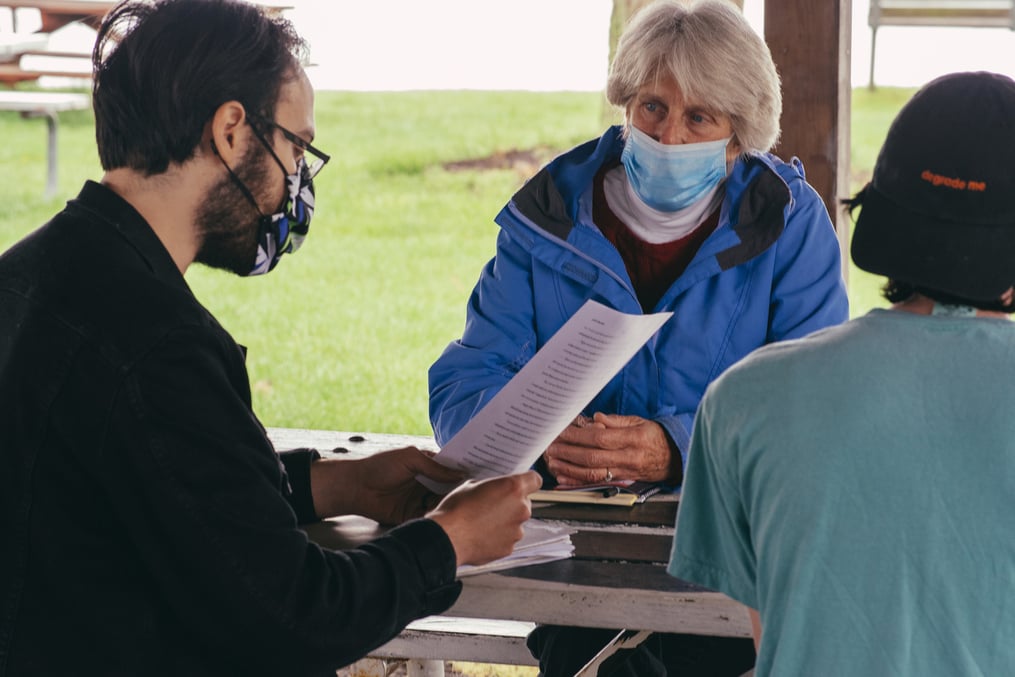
[668,70,1015,677]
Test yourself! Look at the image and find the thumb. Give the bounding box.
[410,451,468,484]
[520,469,543,494]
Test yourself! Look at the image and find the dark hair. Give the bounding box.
[843,186,1015,313]
[92,0,307,174]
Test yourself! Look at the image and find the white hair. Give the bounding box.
[606,0,782,152]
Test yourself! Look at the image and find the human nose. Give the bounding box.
[656,117,689,146]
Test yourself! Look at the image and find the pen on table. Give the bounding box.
[635,484,664,503]
[601,486,620,498]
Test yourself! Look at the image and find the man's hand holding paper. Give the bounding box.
[310,447,465,524]
[427,471,542,566]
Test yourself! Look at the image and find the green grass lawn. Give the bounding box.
[0,86,916,436]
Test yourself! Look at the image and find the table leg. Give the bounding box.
[22,109,61,198]
[44,110,58,198]
[406,659,445,677]
[343,657,388,676]
[573,629,652,677]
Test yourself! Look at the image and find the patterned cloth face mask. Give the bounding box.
[220,114,330,276]
[249,155,315,275]
[621,125,730,212]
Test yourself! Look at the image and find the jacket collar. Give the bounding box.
[507,128,797,272]
[66,180,192,294]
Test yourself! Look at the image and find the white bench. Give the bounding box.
[349,617,537,677]
[867,0,1015,88]
[0,90,89,197]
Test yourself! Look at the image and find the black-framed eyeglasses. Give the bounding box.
[248,113,331,180]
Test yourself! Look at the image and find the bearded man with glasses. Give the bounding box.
[0,1,540,675]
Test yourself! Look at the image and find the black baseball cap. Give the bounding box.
[851,71,1015,302]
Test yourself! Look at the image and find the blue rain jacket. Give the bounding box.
[429,126,848,468]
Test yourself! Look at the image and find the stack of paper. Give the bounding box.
[456,519,576,577]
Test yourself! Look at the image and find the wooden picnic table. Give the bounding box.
[1,0,115,32]
[0,31,47,59]
[1,0,292,32]
[0,1,297,84]
[0,89,89,197]
[267,428,752,675]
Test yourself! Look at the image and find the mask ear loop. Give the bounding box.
[210,138,282,274]
[242,120,305,232]
[215,120,309,268]
[247,126,311,259]
[246,118,291,177]
[211,139,267,217]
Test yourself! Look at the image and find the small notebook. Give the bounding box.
[530,481,665,507]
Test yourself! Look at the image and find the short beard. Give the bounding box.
[194,141,274,276]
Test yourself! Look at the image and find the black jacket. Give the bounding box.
[0,182,460,676]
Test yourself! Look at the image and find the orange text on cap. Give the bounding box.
[921,170,986,192]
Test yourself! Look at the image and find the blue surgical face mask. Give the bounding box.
[621,126,731,212]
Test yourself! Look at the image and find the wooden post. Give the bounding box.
[764,0,852,283]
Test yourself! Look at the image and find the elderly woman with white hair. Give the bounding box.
[430,1,848,671]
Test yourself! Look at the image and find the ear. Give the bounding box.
[208,100,250,167]
[726,136,743,164]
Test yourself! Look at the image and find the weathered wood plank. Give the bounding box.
[453,562,751,638]
[764,0,852,279]
[532,498,677,527]
[371,618,538,665]
[569,529,673,563]
[268,427,437,457]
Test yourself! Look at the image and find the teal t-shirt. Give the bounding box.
[669,309,1015,677]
